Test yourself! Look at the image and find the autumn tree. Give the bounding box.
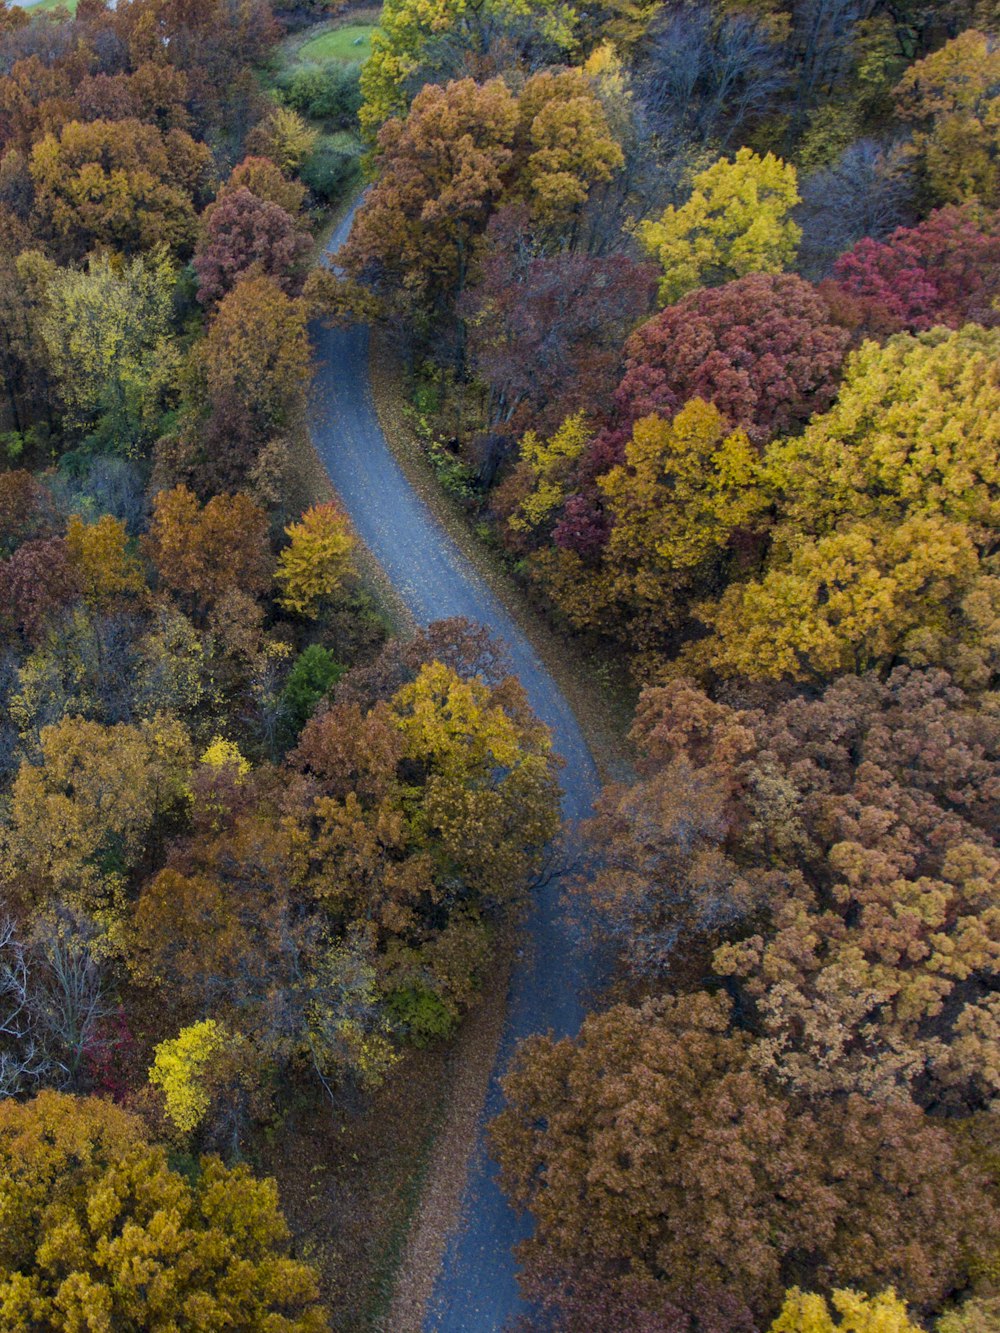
[358,0,578,137]
[39,248,178,454]
[688,514,982,683]
[590,670,1000,1109]
[6,712,193,899]
[894,29,1000,206]
[492,990,996,1324]
[829,206,1000,333]
[144,485,272,616]
[202,274,311,445]
[344,72,622,328]
[275,502,356,618]
[29,118,213,259]
[193,186,310,306]
[219,155,307,216]
[639,148,801,303]
[462,205,655,432]
[613,272,850,444]
[0,1090,327,1330]
[0,537,80,646]
[65,514,146,608]
[767,326,1000,537]
[769,1289,922,1333]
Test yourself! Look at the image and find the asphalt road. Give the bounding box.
[311,202,603,1332]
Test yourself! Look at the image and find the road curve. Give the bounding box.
[311,203,603,1331]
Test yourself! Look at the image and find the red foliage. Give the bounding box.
[0,536,80,643]
[463,206,656,432]
[194,186,310,305]
[615,272,850,444]
[830,206,1000,333]
[0,471,59,557]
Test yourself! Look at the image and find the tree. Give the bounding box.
[246,105,319,174]
[829,206,1000,332]
[193,186,310,306]
[594,670,1000,1109]
[29,118,213,259]
[0,1091,327,1331]
[0,472,57,558]
[39,249,178,455]
[65,514,146,609]
[203,274,311,444]
[219,155,307,216]
[639,148,801,303]
[344,77,520,324]
[769,1289,922,1333]
[767,326,1000,536]
[6,712,193,898]
[597,402,768,652]
[894,29,1000,206]
[149,1018,227,1132]
[463,205,656,432]
[614,272,850,443]
[275,502,356,618]
[358,0,578,138]
[688,515,981,683]
[344,73,622,327]
[492,990,996,1323]
[144,485,273,615]
[0,538,80,646]
[281,644,344,736]
[512,67,624,229]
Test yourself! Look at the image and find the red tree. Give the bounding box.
[463,206,656,432]
[829,205,1000,333]
[614,272,850,444]
[194,187,310,305]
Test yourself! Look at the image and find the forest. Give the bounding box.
[1,0,1000,1328]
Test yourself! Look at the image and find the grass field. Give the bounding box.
[298,23,374,63]
[18,0,78,11]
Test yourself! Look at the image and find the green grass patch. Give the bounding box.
[22,0,78,11]
[298,24,374,63]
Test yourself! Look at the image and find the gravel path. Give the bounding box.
[311,203,603,1332]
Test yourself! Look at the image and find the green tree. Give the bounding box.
[39,249,178,454]
[640,147,801,303]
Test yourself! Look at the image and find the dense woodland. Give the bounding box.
[2,0,1000,1328]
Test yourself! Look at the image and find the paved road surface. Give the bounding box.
[311,203,603,1332]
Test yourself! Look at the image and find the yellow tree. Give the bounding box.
[598,400,767,644]
[65,514,146,607]
[149,1018,228,1133]
[508,412,591,534]
[38,249,178,454]
[770,1288,922,1333]
[6,713,193,898]
[640,147,801,303]
[894,30,1000,206]
[767,326,1000,538]
[275,502,356,617]
[688,515,980,682]
[0,1091,327,1331]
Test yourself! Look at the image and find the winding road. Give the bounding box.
[311,204,604,1330]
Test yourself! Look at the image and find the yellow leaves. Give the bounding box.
[770,1288,922,1333]
[65,515,145,607]
[39,250,178,454]
[511,412,591,532]
[390,660,527,776]
[199,736,251,779]
[894,30,1000,206]
[7,713,194,900]
[249,106,318,174]
[149,1019,227,1133]
[275,503,356,618]
[640,147,801,303]
[690,516,979,682]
